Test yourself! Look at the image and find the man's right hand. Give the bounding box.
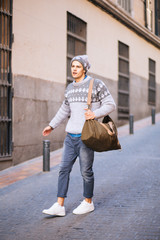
[42,126,53,136]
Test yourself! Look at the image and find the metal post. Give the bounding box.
[129,114,134,134]
[151,108,155,125]
[43,140,50,171]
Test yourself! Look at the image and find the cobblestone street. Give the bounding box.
[0,121,160,240]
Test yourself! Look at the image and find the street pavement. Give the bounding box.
[0,116,160,240]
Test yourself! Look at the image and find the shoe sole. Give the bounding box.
[72,208,94,215]
[42,210,66,216]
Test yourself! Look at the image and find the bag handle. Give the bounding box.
[100,122,114,136]
[87,79,94,109]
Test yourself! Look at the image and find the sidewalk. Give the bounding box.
[0,113,160,189]
[1,115,160,240]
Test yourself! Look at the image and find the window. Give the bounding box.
[148,59,156,105]
[118,41,130,119]
[117,0,131,14]
[0,0,13,159]
[145,0,153,31]
[67,12,87,84]
[155,0,160,37]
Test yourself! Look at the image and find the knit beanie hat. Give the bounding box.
[71,55,91,72]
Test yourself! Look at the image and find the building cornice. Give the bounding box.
[88,0,160,49]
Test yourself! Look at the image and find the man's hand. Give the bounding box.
[84,108,95,120]
[42,126,53,136]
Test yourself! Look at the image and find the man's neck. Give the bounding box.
[74,74,86,83]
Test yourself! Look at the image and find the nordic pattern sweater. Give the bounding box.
[49,76,116,134]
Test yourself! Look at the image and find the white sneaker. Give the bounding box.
[73,200,94,215]
[42,202,66,216]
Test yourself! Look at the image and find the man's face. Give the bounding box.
[71,60,85,80]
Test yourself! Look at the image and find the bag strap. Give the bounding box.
[87,78,94,109]
[100,122,114,136]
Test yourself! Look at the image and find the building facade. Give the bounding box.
[0,0,160,170]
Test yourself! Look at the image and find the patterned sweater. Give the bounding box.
[49,76,116,134]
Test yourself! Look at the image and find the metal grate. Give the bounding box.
[0,0,13,159]
[118,41,130,120]
[148,58,156,105]
[67,12,87,85]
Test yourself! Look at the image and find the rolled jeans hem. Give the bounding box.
[57,195,67,198]
[83,194,94,198]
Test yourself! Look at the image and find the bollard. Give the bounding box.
[43,140,50,171]
[129,114,134,134]
[151,108,155,125]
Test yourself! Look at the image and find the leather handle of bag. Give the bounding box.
[87,79,94,109]
[100,123,114,136]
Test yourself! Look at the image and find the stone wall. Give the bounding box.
[12,74,67,166]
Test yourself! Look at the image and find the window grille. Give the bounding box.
[67,12,87,84]
[155,0,160,36]
[148,59,156,105]
[0,0,13,159]
[118,41,130,120]
[117,0,131,14]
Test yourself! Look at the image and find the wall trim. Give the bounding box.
[88,0,160,49]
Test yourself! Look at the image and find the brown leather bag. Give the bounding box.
[81,79,121,152]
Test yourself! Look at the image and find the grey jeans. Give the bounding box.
[57,133,94,198]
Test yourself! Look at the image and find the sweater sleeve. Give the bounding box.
[93,80,116,119]
[49,91,70,129]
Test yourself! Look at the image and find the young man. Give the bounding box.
[42,55,116,216]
